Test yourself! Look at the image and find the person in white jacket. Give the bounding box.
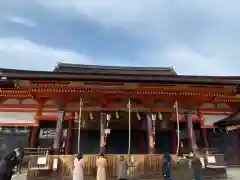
[96,153,107,180]
[73,153,85,180]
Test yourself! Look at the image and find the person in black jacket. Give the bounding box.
[0,150,18,180]
[162,152,173,180]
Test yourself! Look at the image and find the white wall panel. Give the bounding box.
[203,115,228,125]
[3,99,20,105]
[0,112,35,123]
[21,99,37,105]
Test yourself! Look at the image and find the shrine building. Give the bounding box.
[0,63,239,161]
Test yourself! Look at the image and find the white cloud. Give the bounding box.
[1,1,240,75]
[8,17,37,27]
[142,45,238,76]
[34,0,240,75]
[35,1,240,31]
[0,38,93,71]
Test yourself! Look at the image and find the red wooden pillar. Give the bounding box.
[201,124,209,149]
[171,128,177,153]
[65,115,73,154]
[30,127,38,148]
[147,114,155,154]
[185,111,197,151]
[30,100,43,148]
[100,112,106,154]
[53,110,65,154]
[197,108,209,149]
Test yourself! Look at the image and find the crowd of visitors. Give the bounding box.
[72,151,203,180]
[0,147,203,180]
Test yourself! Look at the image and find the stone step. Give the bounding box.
[11,173,27,180]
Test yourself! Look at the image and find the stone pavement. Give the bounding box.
[11,173,27,180]
[11,167,240,180]
[226,168,240,180]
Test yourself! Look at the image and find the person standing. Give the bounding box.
[0,150,18,180]
[116,156,128,180]
[191,153,202,180]
[96,153,107,180]
[162,152,173,180]
[73,153,85,180]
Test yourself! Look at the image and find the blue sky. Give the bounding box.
[0,1,240,75]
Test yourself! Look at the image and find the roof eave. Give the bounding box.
[1,73,240,85]
[214,109,240,127]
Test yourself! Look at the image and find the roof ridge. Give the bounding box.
[55,63,175,71]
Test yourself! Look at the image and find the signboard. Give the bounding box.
[39,128,67,139]
[0,112,35,124]
[37,157,47,165]
[207,156,216,164]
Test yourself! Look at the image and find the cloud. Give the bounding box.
[34,0,161,29]
[34,0,240,75]
[0,38,93,71]
[1,1,240,75]
[142,45,238,76]
[35,1,240,31]
[8,17,37,27]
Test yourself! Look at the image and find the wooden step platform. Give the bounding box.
[26,154,227,180]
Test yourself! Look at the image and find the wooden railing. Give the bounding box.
[27,154,175,180]
[26,153,227,180]
[24,148,65,156]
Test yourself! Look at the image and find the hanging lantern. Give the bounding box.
[22,126,28,133]
[149,136,155,147]
[225,128,229,134]
[74,112,78,122]
[107,114,111,121]
[81,118,85,128]
[104,128,111,135]
[115,111,120,119]
[136,112,141,120]
[213,128,216,134]
[158,112,163,120]
[89,112,94,120]
[151,113,156,121]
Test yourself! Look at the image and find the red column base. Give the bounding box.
[171,129,177,154]
[66,119,73,154]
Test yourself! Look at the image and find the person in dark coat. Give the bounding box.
[116,156,128,180]
[162,152,173,180]
[0,150,18,180]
